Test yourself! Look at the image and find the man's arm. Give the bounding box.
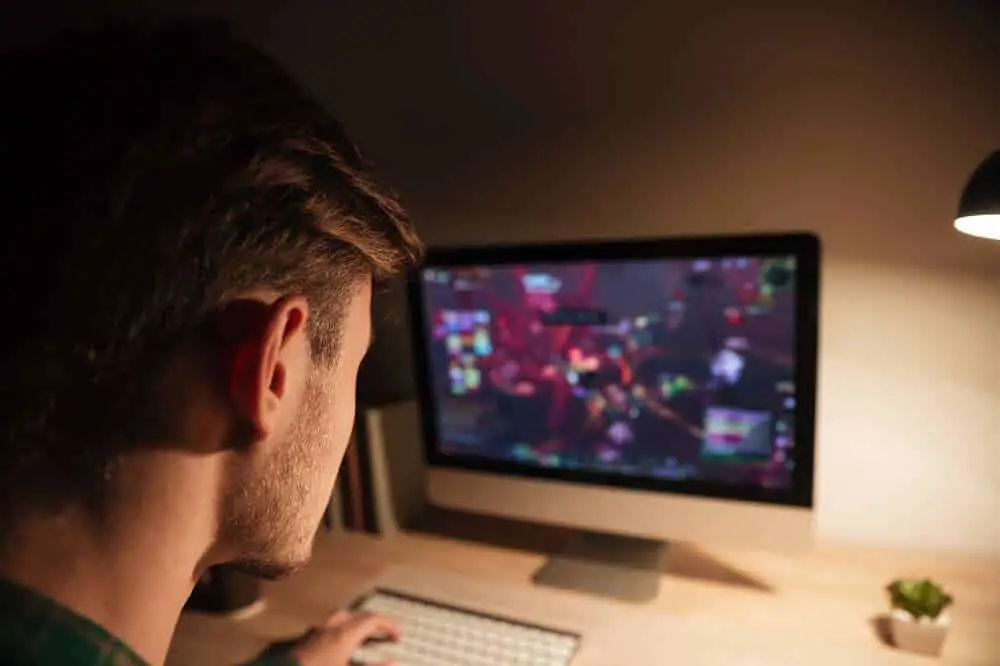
[239,611,398,666]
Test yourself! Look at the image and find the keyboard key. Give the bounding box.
[351,589,579,666]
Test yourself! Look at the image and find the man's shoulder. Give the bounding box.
[0,577,146,666]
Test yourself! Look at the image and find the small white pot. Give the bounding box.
[889,609,950,656]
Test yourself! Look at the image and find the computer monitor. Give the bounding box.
[407,233,820,601]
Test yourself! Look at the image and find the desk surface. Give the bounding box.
[168,528,1000,666]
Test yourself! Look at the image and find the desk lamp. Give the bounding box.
[955,150,1000,240]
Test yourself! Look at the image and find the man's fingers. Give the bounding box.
[322,609,352,627]
[340,612,401,643]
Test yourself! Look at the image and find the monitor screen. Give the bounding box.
[409,237,818,506]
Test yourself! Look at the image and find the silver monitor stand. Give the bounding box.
[531,531,668,603]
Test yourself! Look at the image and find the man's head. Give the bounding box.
[0,20,422,577]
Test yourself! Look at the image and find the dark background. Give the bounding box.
[4,1,1000,552]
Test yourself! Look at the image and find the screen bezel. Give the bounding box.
[406,232,820,509]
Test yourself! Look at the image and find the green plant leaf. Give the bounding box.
[887,578,954,620]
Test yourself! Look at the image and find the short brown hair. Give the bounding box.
[0,19,422,517]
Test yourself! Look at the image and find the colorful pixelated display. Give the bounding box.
[418,256,799,490]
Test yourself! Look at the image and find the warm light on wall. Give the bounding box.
[955,151,1000,241]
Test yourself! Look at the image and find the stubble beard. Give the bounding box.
[222,374,330,580]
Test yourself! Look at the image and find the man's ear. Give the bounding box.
[217,295,311,439]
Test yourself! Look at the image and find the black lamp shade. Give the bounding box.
[957,150,1000,217]
[954,150,1000,240]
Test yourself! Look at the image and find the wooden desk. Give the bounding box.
[167,529,1000,665]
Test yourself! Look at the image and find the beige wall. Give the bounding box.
[22,1,1000,553]
[275,2,997,554]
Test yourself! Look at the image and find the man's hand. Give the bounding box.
[285,610,400,666]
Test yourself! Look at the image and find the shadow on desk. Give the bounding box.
[411,506,774,594]
[868,614,894,648]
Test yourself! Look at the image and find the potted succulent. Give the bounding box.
[886,578,954,656]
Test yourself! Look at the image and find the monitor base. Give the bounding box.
[531,531,667,603]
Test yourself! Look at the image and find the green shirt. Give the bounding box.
[0,577,297,666]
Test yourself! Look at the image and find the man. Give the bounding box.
[0,19,422,666]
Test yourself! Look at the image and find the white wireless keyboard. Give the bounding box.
[349,588,581,666]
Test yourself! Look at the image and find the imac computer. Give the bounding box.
[406,233,820,602]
